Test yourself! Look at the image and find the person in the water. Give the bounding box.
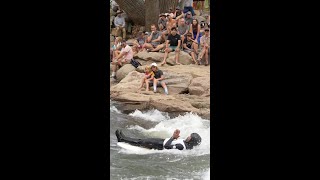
[115,129,201,150]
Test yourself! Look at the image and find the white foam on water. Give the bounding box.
[119,112,210,156]
[110,105,121,114]
[202,168,210,180]
[128,109,170,122]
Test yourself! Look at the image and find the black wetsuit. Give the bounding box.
[116,130,192,150]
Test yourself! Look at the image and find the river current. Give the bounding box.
[110,101,210,179]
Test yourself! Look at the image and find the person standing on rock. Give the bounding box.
[160,27,182,66]
[183,0,196,16]
[111,40,133,79]
[151,63,169,95]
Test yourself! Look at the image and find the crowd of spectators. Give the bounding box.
[110,0,211,90]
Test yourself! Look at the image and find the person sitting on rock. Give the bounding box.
[115,129,202,150]
[141,24,164,52]
[111,36,122,62]
[166,13,177,33]
[203,14,210,28]
[160,27,182,66]
[177,18,189,45]
[158,13,167,32]
[189,18,202,44]
[198,28,210,66]
[138,65,154,91]
[160,13,177,45]
[114,10,126,39]
[184,11,193,26]
[111,40,134,79]
[183,32,199,65]
[174,6,185,21]
[151,63,169,95]
[132,31,145,52]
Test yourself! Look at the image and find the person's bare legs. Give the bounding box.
[204,48,209,65]
[145,79,150,91]
[121,27,126,39]
[160,48,172,66]
[180,35,185,44]
[139,77,146,89]
[192,42,199,54]
[175,48,181,65]
[190,51,198,64]
[161,82,169,95]
[115,27,120,37]
[111,62,119,78]
[150,44,165,52]
[197,49,205,63]
[142,43,154,51]
[153,79,158,92]
[113,50,120,61]
[200,1,205,14]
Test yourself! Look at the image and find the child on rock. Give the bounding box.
[138,65,155,91]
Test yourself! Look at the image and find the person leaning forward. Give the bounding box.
[111,40,133,79]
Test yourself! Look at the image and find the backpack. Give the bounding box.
[130,58,142,68]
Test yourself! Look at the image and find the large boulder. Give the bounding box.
[166,51,193,65]
[134,51,164,62]
[161,71,193,94]
[111,92,199,114]
[188,76,210,96]
[116,64,136,81]
[111,71,144,93]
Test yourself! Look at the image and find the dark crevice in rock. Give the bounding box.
[179,89,189,94]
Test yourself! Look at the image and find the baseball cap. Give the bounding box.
[187,11,191,15]
[150,63,157,67]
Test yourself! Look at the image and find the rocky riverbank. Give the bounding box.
[110,50,211,119]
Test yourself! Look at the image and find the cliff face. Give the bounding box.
[110,62,211,120]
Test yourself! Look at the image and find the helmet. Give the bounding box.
[188,133,202,146]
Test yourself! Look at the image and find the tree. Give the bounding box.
[114,0,179,30]
[145,0,160,32]
[114,0,145,26]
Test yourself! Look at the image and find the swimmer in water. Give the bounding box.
[115,129,201,150]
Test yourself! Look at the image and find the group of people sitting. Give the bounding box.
[110,1,211,93]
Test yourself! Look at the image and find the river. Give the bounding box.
[110,100,211,179]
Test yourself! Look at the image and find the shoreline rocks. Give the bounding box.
[110,63,211,120]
